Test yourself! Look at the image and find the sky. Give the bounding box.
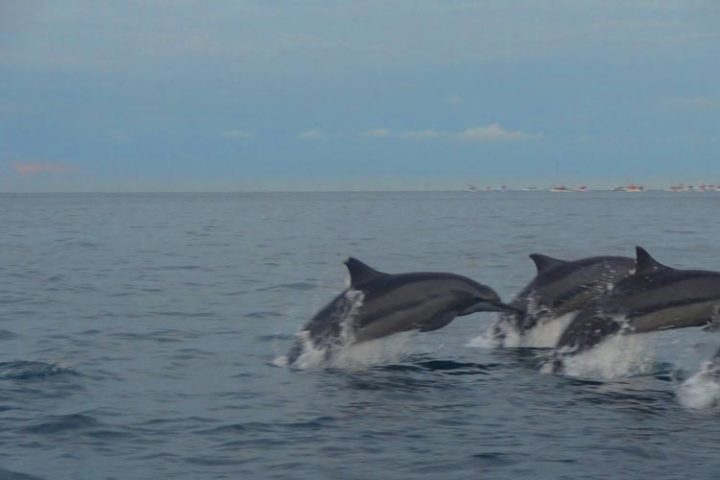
[1,0,719,192]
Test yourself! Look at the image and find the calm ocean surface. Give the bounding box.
[1,191,720,479]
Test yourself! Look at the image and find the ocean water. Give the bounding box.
[1,191,720,480]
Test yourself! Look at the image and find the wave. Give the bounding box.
[22,413,101,434]
[0,361,76,380]
[0,468,46,480]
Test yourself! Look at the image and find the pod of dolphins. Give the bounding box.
[287,247,720,372]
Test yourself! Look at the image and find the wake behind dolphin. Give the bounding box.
[287,258,517,366]
[550,247,720,373]
[676,346,720,410]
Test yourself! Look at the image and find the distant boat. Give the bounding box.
[669,184,720,192]
[573,186,588,192]
[466,184,478,192]
[667,184,690,192]
[614,184,644,192]
[548,186,572,193]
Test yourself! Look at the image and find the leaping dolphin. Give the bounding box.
[493,252,635,344]
[551,247,720,371]
[287,258,517,365]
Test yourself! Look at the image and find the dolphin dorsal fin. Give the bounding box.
[634,246,669,276]
[344,257,386,288]
[529,254,566,274]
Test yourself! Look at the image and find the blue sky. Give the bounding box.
[1,1,719,191]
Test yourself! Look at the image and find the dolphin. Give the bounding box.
[287,258,517,365]
[551,247,720,371]
[493,252,635,343]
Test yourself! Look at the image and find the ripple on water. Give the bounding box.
[22,413,102,434]
[256,333,294,342]
[185,455,253,466]
[196,416,337,436]
[470,452,519,467]
[244,311,283,319]
[0,361,76,380]
[0,468,46,480]
[256,282,318,292]
[0,329,18,340]
[109,329,203,343]
[369,360,494,378]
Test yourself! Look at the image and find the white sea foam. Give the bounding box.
[274,331,418,370]
[275,330,330,369]
[326,332,417,369]
[677,358,720,410]
[339,288,364,345]
[467,312,576,349]
[546,333,657,379]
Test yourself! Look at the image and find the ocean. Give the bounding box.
[1,191,719,479]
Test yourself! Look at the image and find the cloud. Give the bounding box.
[298,129,329,140]
[360,124,538,142]
[222,129,255,139]
[13,163,76,175]
[360,128,391,138]
[453,124,537,142]
[398,129,444,140]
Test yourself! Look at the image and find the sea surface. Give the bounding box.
[1,191,720,480]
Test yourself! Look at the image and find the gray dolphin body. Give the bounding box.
[287,258,516,365]
[493,253,635,342]
[552,247,720,371]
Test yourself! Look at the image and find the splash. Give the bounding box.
[273,330,328,369]
[468,312,577,349]
[274,289,420,369]
[274,331,418,370]
[326,333,417,369]
[677,358,720,410]
[545,333,657,379]
[338,289,364,345]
